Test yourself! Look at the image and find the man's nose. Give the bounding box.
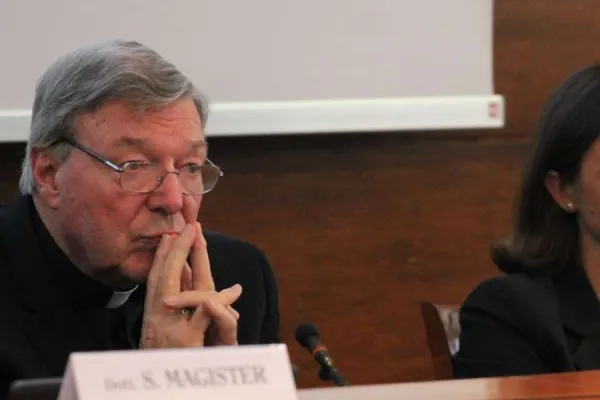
[146,171,184,214]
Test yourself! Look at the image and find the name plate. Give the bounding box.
[58,344,297,400]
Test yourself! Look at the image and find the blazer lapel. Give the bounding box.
[552,264,600,370]
[572,323,600,370]
[0,195,96,376]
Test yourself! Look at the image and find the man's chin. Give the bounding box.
[121,251,156,284]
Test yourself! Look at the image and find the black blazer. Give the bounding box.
[453,263,600,378]
[0,196,280,397]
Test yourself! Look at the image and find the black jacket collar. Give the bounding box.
[551,263,600,370]
[553,263,600,336]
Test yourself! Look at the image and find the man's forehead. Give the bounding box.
[76,98,205,147]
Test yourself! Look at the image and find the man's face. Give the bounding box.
[48,98,205,287]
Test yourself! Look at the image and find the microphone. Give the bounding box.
[295,322,349,387]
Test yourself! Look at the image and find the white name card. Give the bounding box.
[58,344,297,400]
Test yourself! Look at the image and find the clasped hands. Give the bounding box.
[140,222,242,348]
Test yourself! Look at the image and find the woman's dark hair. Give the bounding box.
[492,64,600,274]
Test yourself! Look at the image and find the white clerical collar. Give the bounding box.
[105,285,139,309]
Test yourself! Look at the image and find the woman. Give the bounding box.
[453,64,600,378]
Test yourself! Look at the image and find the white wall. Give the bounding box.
[0,0,503,139]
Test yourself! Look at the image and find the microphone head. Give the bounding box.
[295,322,320,348]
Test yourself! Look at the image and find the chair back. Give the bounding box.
[419,301,460,380]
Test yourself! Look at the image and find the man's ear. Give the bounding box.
[30,148,61,209]
[545,170,577,213]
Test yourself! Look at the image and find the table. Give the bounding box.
[297,370,600,400]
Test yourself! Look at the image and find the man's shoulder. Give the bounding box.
[0,199,18,233]
[204,230,263,254]
[202,230,275,298]
[0,199,22,270]
[0,195,32,242]
[203,230,268,267]
[204,230,254,246]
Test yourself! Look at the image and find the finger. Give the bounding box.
[191,222,215,291]
[228,306,240,320]
[158,224,196,298]
[201,298,238,345]
[180,262,193,292]
[182,200,200,227]
[162,284,242,309]
[145,234,174,307]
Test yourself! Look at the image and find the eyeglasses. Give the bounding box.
[54,137,223,195]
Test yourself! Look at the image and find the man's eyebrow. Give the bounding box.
[112,137,208,154]
[114,136,148,150]
[188,139,208,154]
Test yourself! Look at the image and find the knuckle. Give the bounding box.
[198,236,208,249]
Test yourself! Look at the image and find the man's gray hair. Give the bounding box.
[19,39,209,195]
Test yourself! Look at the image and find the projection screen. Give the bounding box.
[0,0,503,140]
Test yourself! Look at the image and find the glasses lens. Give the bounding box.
[180,164,222,194]
[120,162,222,194]
[120,162,162,193]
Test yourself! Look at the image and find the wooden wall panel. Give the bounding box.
[495,0,600,136]
[0,0,596,390]
[200,133,527,386]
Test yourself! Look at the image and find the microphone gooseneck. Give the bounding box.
[295,322,349,387]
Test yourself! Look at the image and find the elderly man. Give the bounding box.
[0,40,280,396]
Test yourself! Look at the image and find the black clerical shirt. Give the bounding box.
[31,205,144,350]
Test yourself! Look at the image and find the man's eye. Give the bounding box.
[183,164,202,174]
[123,161,152,171]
